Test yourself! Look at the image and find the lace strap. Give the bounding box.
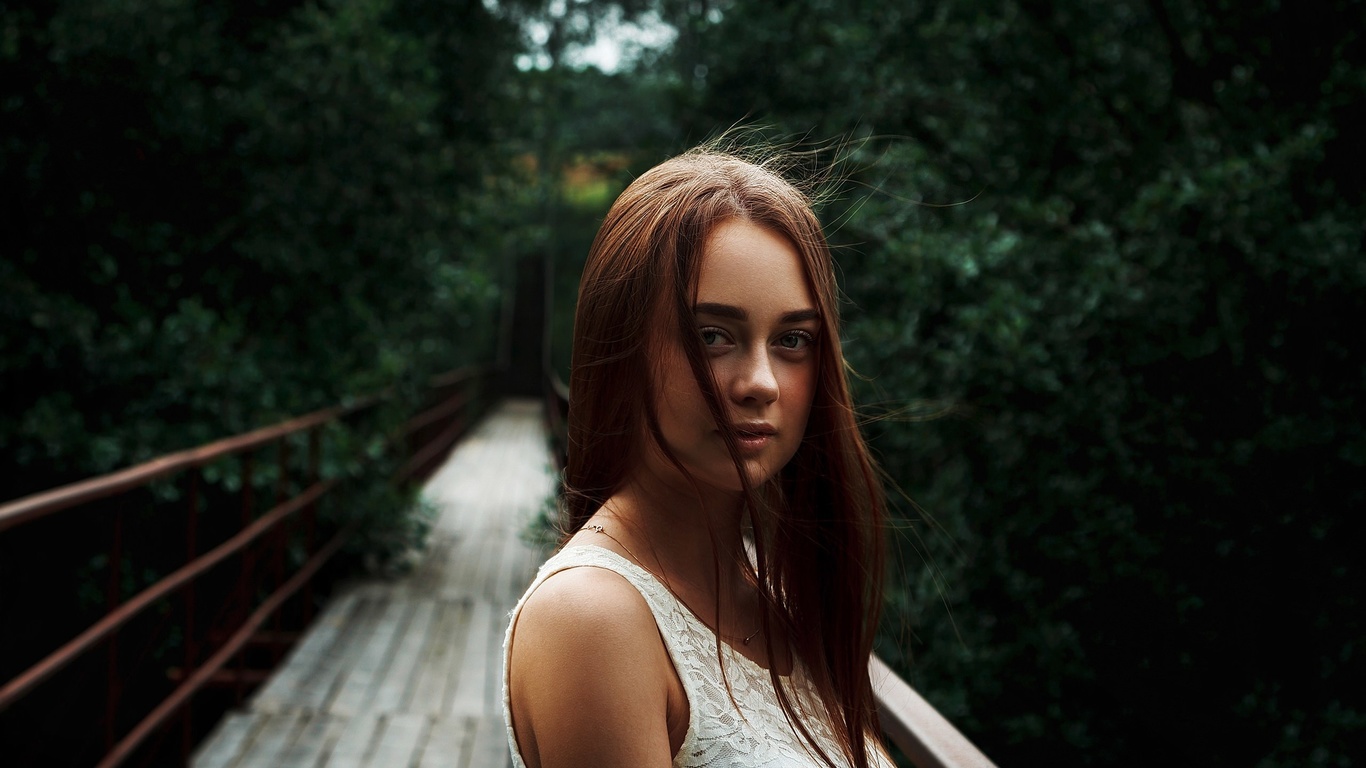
[527,545,703,653]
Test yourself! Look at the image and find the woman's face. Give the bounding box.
[646,219,820,494]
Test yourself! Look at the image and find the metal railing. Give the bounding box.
[542,371,571,473]
[870,654,998,768]
[0,366,492,767]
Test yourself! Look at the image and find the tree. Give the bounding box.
[666,0,1365,765]
[0,1,517,761]
[1,0,510,502]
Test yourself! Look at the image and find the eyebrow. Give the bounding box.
[694,303,821,324]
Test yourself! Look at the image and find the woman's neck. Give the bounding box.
[581,443,765,613]
[602,475,744,586]
[580,469,784,670]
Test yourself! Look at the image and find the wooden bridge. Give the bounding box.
[0,377,994,768]
[191,399,550,768]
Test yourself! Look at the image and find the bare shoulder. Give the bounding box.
[507,557,674,768]
[514,560,660,646]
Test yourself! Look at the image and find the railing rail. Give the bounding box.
[399,367,491,483]
[543,370,571,472]
[871,654,998,768]
[0,366,493,767]
[0,397,379,535]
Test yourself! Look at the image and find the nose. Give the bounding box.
[730,348,779,405]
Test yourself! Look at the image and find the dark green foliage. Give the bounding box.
[1,0,508,498]
[505,60,688,380]
[671,0,1364,765]
[0,2,512,760]
[4,0,1363,764]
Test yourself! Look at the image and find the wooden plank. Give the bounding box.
[193,402,556,768]
[294,596,382,712]
[328,598,409,716]
[418,715,473,768]
[276,712,346,768]
[234,710,307,768]
[321,714,381,768]
[447,598,494,716]
[470,528,497,599]
[494,527,531,603]
[483,601,506,712]
[363,713,428,768]
[371,598,437,713]
[192,710,261,768]
[409,598,469,716]
[449,528,483,598]
[253,591,360,712]
[514,540,541,597]
[466,714,510,768]
[407,535,454,598]
[485,527,511,601]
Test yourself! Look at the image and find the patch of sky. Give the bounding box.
[511,4,678,73]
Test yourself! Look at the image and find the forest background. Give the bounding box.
[2,0,1361,766]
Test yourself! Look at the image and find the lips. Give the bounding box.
[725,422,777,453]
[735,422,777,438]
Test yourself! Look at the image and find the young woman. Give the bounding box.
[503,145,892,768]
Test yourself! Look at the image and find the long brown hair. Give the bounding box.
[564,143,886,767]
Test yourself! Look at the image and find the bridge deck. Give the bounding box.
[193,399,554,768]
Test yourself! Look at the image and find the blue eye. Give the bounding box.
[778,331,815,350]
[700,328,727,346]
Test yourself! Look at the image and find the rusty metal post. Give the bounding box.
[271,438,290,663]
[105,507,123,751]
[304,427,320,624]
[0,389,395,766]
[235,452,254,705]
[182,471,200,761]
[273,438,288,509]
[408,398,422,479]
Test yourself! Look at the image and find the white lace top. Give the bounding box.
[502,545,894,767]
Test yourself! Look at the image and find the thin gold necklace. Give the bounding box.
[585,523,763,645]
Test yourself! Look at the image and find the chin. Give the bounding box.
[735,459,784,490]
[686,462,766,495]
[652,441,790,494]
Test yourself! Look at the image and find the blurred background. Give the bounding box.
[1,0,1361,765]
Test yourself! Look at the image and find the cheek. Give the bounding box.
[784,363,818,416]
[654,366,708,434]
[659,369,704,411]
[652,342,697,401]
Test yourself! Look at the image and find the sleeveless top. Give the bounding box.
[501,545,894,767]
